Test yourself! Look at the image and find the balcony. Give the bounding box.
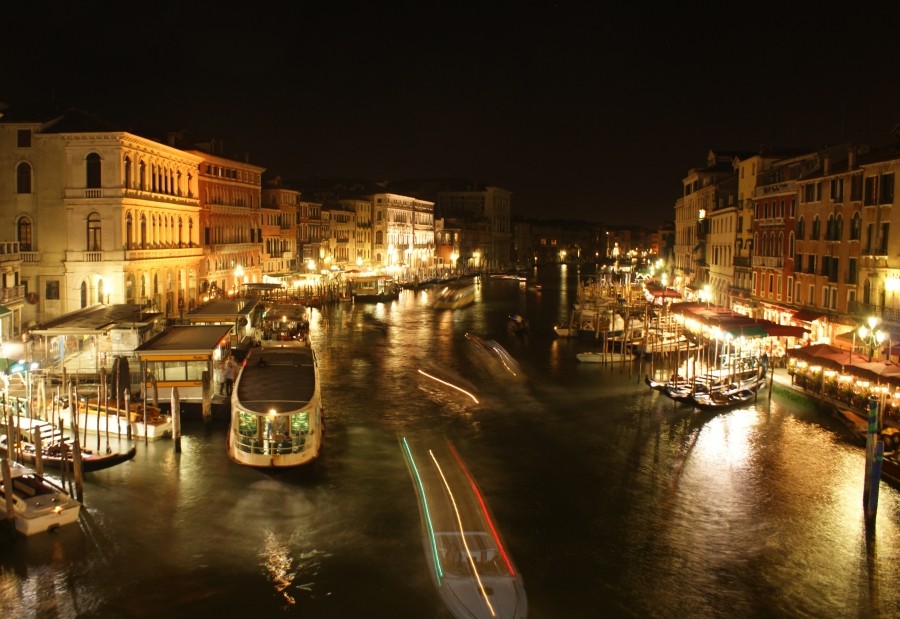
[733,256,751,268]
[0,285,24,304]
[751,256,784,269]
[849,301,900,326]
[65,247,204,262]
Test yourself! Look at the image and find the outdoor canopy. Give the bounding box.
[666,301,809,340]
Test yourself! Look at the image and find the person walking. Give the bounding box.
[224,357,237,396]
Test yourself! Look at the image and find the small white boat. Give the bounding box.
[553,325,575,338]
[637,332,699,355]
[1,460,81,536]
[60,404,172,442]
[576,351,635,363]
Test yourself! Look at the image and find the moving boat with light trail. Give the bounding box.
[432,280,476,310]
[401,435,527,619]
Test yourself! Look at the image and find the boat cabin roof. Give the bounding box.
[234,346,317,413]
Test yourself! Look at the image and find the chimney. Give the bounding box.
[823,153,830,175]
[848,147,856,170]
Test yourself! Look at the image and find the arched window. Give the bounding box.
[86,153,101,188]
[17,216,32,251]
[812,216,821,240]
[16,162,32,194]
[80,281,88,308]
[178,217,184,246]
[140,214,148,248]
[126,212,133,250]
[87,212,101,251]
[850,212,862,240]
[139,160,146,191]
[124,156,132,188]
[796,217,805,240]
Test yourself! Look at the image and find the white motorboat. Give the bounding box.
[552,324,575,338]
[1,460,81,536]
[401,436,527,619]
[60,403,172,442]
[576,351,636,363]
[636,331,699,355]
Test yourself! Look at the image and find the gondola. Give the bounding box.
[1,434,137,473]
[691,384,759,410]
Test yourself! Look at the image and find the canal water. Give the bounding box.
[2,266,900,618]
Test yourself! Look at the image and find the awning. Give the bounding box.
[0,305,10,316]
[763,324,809,338]
[721,324,769,338]
[791,308,826,323]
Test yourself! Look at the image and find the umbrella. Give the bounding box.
[844,361,900,385]
[788,343,880,373]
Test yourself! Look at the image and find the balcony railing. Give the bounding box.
[0,285,24,304]
[65,247,204,262]
[751,256,784,269]
[849,301,900,326]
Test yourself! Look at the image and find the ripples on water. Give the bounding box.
[2,271,900,618]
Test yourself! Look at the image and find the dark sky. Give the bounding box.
[4,3,900,226]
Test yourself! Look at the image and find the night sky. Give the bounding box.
[4,3,900,226]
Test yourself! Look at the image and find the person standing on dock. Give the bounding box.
[224,357,237,396]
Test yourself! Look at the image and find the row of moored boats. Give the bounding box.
[645,371,766,410]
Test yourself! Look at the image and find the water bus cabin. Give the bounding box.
[227,342,323,468]
[349,275,401,303]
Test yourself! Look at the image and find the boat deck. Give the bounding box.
[234,346,316,413]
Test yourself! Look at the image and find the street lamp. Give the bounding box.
[858,316,886,362]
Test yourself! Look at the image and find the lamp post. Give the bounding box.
[858,316,886,362]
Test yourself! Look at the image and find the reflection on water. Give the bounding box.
[1,270,899,618]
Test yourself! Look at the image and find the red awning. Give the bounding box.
[763,324,809,338]
[791,308,826,323]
